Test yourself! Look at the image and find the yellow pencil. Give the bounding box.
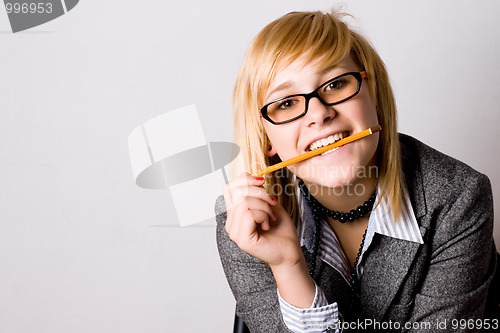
[256,125,382,176]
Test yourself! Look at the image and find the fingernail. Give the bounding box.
[255,177,264,181]
[271,196,277,203]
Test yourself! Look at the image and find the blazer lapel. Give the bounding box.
[359,229,425,319]
[400,133,427,220]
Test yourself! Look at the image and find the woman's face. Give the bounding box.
[262,56,380,190]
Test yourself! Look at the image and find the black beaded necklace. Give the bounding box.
[298,181,376,281]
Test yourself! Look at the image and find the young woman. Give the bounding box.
[216,10,498,332]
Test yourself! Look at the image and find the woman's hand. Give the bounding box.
[224,173,316,308]
[223,173,302,268]
[224,173,315,308]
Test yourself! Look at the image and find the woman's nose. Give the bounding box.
[304,97,336,126]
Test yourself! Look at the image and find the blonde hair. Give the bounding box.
[231,11,403,219]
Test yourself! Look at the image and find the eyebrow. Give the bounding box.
[266,81,294,101]
[264,67,350,102]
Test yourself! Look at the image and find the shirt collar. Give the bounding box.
[371,184,424,244]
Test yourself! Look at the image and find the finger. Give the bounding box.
[260,219,271,231]
[224,173,268,213]
[227,196,276,236]
[252,208,276,224]
[228,173,266,191]
[237,209,271,248]
[227,200,276,243]
[243,196,276,220]
[224,173,273,234]
[230,185,277,208]
[229,208,256,248]
[228,207,255,243]
[249,210,272,231]
[251,209,274,231]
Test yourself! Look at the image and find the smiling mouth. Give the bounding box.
[307,131,351,156]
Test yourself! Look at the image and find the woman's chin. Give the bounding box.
[299,164,376,196]
[302,175,356,191]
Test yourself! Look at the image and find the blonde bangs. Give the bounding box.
[252,12,354,106]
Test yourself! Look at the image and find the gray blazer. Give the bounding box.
[216,134,497,332]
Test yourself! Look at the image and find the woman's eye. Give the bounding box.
[325,79,346,91]
[277,99,297,109]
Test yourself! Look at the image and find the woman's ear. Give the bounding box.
[266,145,277,157]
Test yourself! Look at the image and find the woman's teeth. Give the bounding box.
[308,131,350,154]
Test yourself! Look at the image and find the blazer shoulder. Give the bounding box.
[399,133,491,194]
[399,133,493,236]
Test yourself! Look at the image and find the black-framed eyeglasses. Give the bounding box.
[260,71,367,125]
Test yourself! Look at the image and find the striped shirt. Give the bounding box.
[278,185,423,332]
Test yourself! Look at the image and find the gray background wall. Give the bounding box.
[1,0,499,332]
